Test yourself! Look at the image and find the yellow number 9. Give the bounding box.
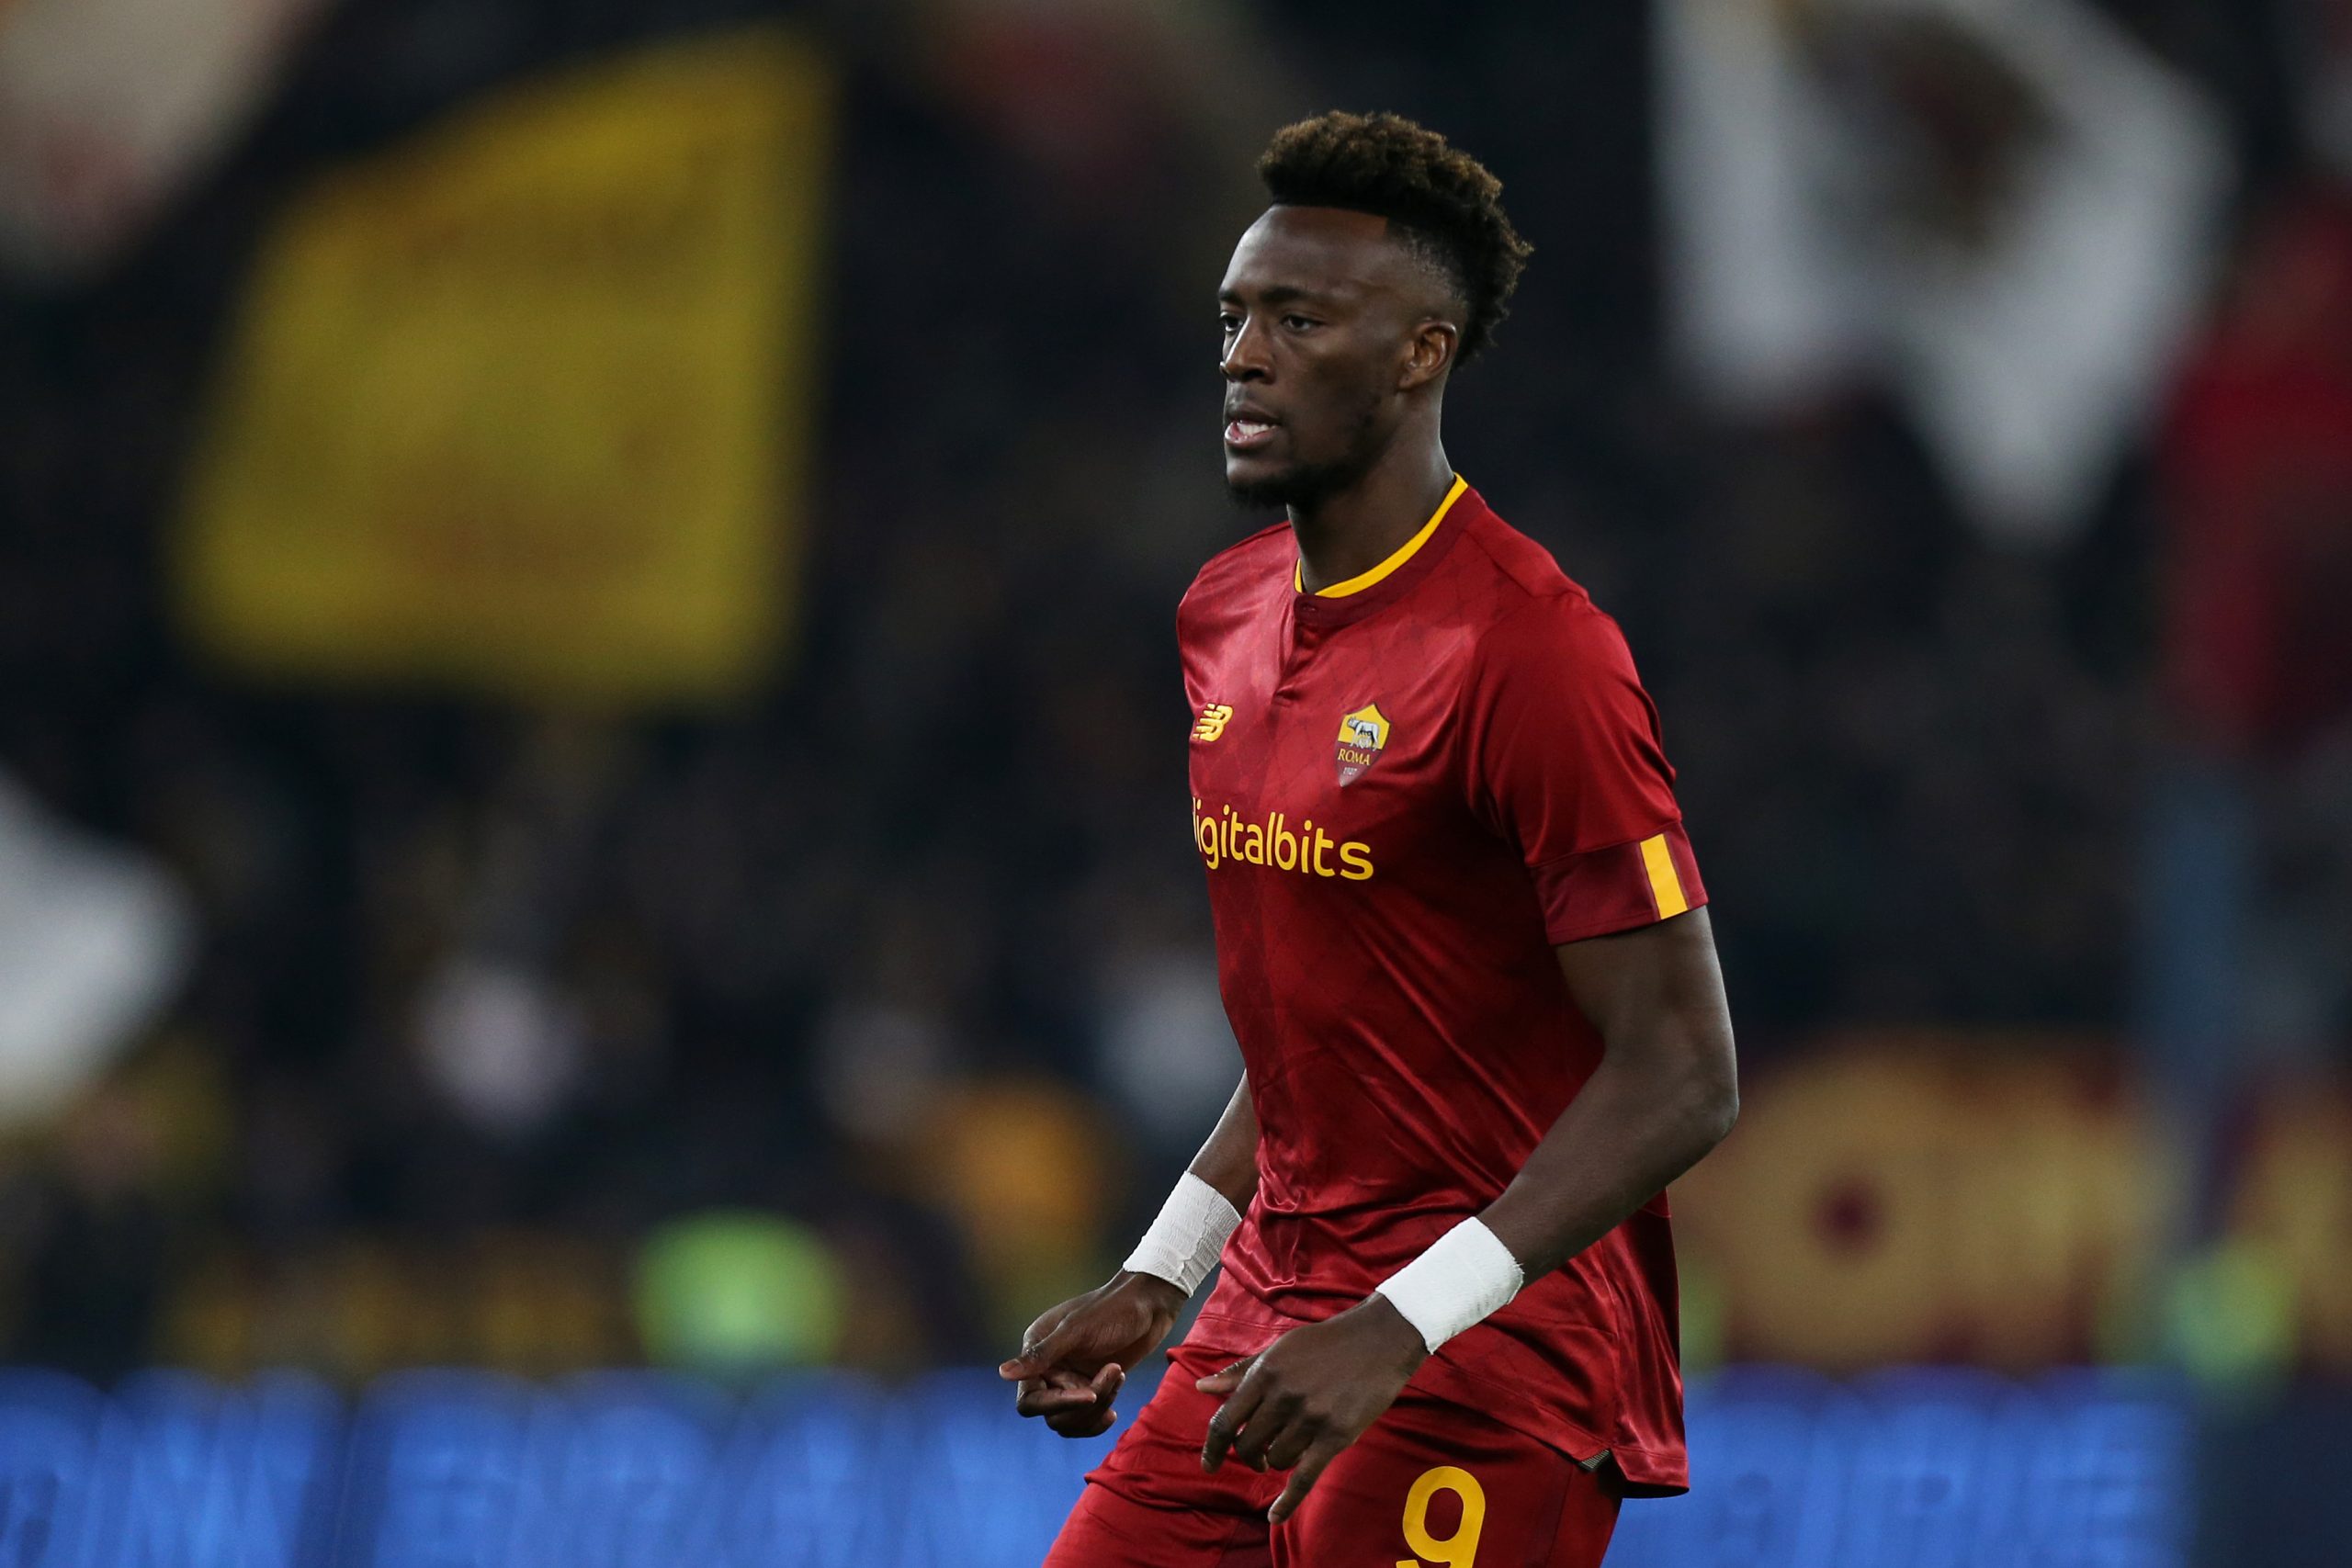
[1396,1464,1486,1568]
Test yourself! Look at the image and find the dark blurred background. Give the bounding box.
[0,0,2347,1562]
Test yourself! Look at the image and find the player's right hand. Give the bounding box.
[999,1270,1185,1438]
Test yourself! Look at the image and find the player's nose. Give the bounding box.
[1220,316,1273,381]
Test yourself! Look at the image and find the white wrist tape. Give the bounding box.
[1373,1217,1525,1353]
[1123,1172,1242,1296]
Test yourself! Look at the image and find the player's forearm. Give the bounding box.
[1186,1073,1261,1213]
[1113,1076,1259,1304]
[1478,1038,1736,1281]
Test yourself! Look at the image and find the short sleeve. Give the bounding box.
[1464,595,1706,945]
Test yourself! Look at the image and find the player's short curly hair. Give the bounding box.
[1258,110,1532,365]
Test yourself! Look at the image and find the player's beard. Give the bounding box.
[1224,394,1385,513]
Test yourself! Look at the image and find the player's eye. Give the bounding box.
[1283,314,1318,333]
[1218,313,1240,333]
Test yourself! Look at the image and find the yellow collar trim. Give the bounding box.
[1295,474,1468,597]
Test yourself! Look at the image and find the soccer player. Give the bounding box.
[1001,111,1738,1567]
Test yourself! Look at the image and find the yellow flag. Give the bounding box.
[179,28,831,706]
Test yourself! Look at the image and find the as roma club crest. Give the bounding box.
[1335,702,1390,786]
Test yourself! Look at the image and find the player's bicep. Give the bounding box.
[1553,908,1735,1085]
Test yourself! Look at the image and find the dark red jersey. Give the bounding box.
[1178,476,1705,1494]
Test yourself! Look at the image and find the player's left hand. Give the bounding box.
[1195,1294,1430,1524]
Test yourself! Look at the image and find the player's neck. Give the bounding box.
[1289,437,1456,595]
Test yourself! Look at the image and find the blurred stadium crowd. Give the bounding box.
[0,0,2347,1417]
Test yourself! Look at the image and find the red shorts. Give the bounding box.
[1044,1338,1622,1568]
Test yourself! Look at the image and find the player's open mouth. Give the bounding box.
[1224,418,1279,451]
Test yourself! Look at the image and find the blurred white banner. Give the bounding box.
[0,771,191,1122]
[1659,0,2233,544]
[0,0,324,278]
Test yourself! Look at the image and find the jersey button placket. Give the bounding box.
[1275,599,1326,704]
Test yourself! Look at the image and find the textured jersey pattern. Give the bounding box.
[1176,482,1705,1493]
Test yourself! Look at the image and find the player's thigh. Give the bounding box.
[1274,1396,1620,1568]
[1046,1345,1275,1568]
[1045,1481,1270,1568]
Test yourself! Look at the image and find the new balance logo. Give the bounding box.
[1193,703,1235,742]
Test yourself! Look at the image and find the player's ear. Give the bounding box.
[1398,319,1456,392]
